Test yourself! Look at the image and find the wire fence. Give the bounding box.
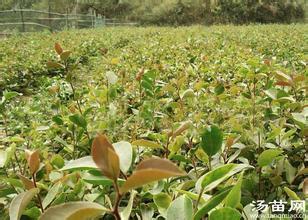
[0,9,137,33]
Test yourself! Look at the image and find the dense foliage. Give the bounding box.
[0,25,307,220]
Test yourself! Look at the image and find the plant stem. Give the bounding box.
[69,81,91,147]
[32,174,44,213]
[112,180,122,220]
[194,186,205,213]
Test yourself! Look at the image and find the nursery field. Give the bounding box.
[0,25,307,220]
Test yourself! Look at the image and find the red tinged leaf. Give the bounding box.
[120,158,186,194]
[25,150,40,175]
[54,43,63,55]
[275,81,292,87]
[91,135,120,181]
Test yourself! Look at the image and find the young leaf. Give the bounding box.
[39,202,108,220]
[54,42,63,55]
[60,51,71,61]
[209,207,241,220]
[166,195,193,220]
[9,188,39,220]
[223,172,244,208]
[17,174,35,190]
[120,158,185,194]
[131,139,162,149]
[257,149,283,167]
[113,141,133,174]
[194,188,232,220]
[46,61,64,69]
[25,150,40,174]
[200,125,223,157]
[91,135,120,181]
[283,187,300,200]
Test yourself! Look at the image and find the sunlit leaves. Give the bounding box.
[200,125,223,157]
[120,158,185,193]
[39,202,108,220]
[9,188,39,220]
[113,141,133,174]
[91,134,120,181]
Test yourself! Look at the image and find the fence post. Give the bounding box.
[66,8,68,29]
[48,0,52,32]
[19,1,25,32]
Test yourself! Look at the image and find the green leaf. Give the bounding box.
[224,172,243,208]
[42,182,62,209]
[154,193,172,209]
[132,139,162,149]
[283,187,300,200]
[200,125,223,157]
[83,172,125,186]
[196,163,252,193]
[69,114,87,129]
[141,205,154,220]
[9,188,40,220]
[209,207,241,220]
[39,202,108,220]
[257,149,283,167]
[194,188,232,220]
[166,195,193,220]
[113,141,133,174]
[60,156,97,171]
[120,190,137,220]
[214,84,225,95]
[3,91,20,101]
[176,190,205,205]
[51,154,65,169]
[23,206,41,219]
[284,159,296,184]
